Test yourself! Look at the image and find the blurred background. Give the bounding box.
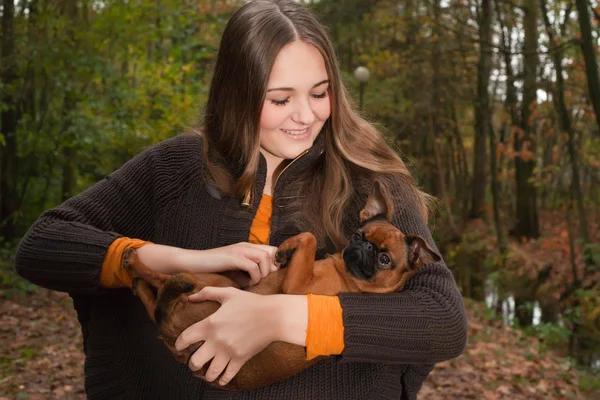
[0,0,599,398]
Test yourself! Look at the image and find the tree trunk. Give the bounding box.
[60,0,80,201]
[23,0,39,117]
[515,297,534,328]
[495,0,519,221]
[450,104,470,223]
[574,0,600,137]
[513,0,540,239]
[1,0,19,240]
[540,0,590,246]
[430,0,460,239]
[471,0,492,219]
[62,145,77,202]
[489,121,508,254]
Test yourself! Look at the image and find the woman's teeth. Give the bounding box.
[282,128,308,135]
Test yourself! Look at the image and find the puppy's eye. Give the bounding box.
[378,253,391,267]
[351,232,363,242]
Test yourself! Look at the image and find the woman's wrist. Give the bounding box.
[272,294,308,346]
[135,243,190,274]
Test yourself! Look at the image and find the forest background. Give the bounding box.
[1,0,600,398]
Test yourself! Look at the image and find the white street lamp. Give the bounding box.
[354,66,370,109]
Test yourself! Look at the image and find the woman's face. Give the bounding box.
[259,40,331,170]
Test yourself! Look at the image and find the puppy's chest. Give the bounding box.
[308,260,349,295]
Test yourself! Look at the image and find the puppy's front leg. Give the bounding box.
[277,232,317,294]
[122,248,171,322]
[132,279,160,323]
[122,248,170,288]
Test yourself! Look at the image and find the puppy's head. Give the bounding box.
[342,181,440,292]
[154,273,199,327]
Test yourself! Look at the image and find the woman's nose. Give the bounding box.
[291,98,316,125]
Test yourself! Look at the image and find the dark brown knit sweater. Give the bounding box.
[15,133,467,400]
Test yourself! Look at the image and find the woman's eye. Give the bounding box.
[270,98,290,106]
[378,253,391,266]
[312,91,328,99]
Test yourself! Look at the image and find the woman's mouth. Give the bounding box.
[281,126,311,140]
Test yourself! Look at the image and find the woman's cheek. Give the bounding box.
[315,99,332,121]
[260,103,288,130]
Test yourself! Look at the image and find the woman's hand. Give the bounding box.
[137,242,279,286]
[175,287,285,386]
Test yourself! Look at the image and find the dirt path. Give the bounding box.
[0,290,597,399]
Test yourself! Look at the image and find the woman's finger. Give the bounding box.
[218,358,246,386]
[236,258,261,286]
[204,354,230,382]
[255,244,279,271]
[175,319,206,351]
[187,286,236,303]
[188,341,215,372]
[241,243,278,255]
[242,247,276,279]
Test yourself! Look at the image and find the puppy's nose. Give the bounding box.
[362,242,373,252]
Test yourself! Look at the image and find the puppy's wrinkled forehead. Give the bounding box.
[360,220,402,245]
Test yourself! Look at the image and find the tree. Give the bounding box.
[1,0,19,240]
[471,0,493,219]
[574,0,600,136]
[513,0,540,239]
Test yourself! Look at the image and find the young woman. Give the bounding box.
[15,1,467,399]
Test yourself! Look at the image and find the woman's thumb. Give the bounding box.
[187,286,232,303]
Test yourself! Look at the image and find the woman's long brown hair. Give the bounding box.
[196,0,431,250]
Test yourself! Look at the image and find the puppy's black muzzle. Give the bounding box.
[342,240,377,280]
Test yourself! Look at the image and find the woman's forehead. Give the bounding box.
[267,41,329,90]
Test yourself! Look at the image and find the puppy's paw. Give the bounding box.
[275,248,296,267]
[122,248,137,272]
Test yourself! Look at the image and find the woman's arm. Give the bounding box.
[273,294,309,346]
[14,135,197,294]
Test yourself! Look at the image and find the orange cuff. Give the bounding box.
[99,238,151,288]
[305,294,345,360]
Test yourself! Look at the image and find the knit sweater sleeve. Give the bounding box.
[338,180,468,365]
[14,134,197,294]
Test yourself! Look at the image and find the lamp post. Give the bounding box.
[354,66,370,110]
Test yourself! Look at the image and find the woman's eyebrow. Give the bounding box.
[267,79,330,92]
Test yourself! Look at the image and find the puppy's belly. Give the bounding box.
[155,270,316,391]
[247,270,284,295]
[229,342,317,391]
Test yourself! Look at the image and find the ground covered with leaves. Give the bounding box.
[0,289,85,399]
[1,289,598,399]
[419,299,599,399]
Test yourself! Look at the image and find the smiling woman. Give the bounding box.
[259,41,332,194]
[14,0,467,399]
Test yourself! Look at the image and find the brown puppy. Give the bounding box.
[123,181,440,391]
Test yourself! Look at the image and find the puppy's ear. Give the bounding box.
[359,181,393,222]
[405,234,441,268]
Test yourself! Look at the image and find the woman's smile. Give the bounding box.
[281,125,311,140]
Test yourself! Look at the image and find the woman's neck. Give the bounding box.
[260,149,289,196]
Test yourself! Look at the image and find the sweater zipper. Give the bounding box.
[273,148,310,191]
[267,148,311,243]
[241,148,310,208]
